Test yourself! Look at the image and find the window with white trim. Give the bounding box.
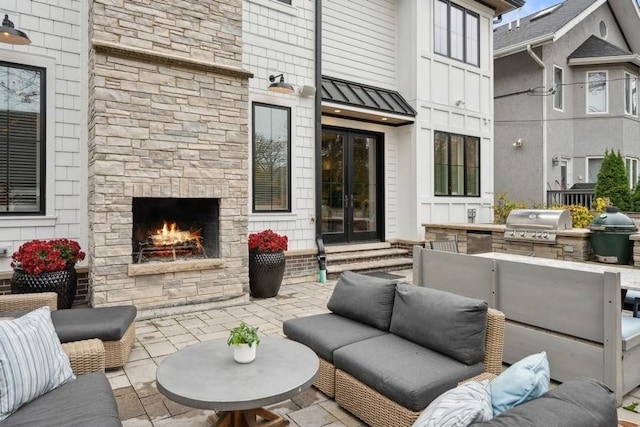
[433,0,480,66]
[625,72,638,116]
[626,157,638,188]
[553,66,563,110]
[0,62,45,215]
[252,103,291,212]
[587,71,607,114]
[587,157,603,183]
[434,131,480,196]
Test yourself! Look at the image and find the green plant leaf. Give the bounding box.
[623,402,639,413]
[227,321,260,347]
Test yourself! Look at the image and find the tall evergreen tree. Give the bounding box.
[595,149,631,211]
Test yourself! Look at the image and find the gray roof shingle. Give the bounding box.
[568,34,632,58]
[494,0,598,51]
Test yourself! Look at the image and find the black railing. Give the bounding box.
[546,189,595,208]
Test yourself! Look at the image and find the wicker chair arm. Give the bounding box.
[0,292,58,312]
[484,307,506,376]
[62,339,106,376]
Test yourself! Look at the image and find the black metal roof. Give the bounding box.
[568,35,632,59]
[321,76,417,118]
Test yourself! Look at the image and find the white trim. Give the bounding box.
[553,65,564,112]
[568,55,640,67]
[0,216,58,228]
[322,101,416,122]
[586,70,608,115]
[0,50,56,221]
[246,0,297,16]
[494,34,554,58]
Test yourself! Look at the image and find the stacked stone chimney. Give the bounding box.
[88,0,252,310]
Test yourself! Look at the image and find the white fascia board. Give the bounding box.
[322,101,416,122]
[568,54,640,66]
[553,0,608,41]
[494,34,554,58]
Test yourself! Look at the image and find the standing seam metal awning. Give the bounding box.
[321,75,416,126]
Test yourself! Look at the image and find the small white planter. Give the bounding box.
[233,343,257,363]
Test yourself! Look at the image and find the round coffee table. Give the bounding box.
[156,336,319,427]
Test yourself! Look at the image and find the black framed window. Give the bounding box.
[434,131,480,196]
[275,0,291,4]
[0,62,45,215]
[252,103,291,212]
[433,0,480,66]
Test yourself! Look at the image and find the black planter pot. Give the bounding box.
[249,251,285,298]
[10,265,77,309]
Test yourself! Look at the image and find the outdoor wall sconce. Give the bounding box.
[552,155,560,167]
[513,138,523,148]
[268,73,295,94]
[0,14,31,45]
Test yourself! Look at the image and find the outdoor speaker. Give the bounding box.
[299,85,316,97]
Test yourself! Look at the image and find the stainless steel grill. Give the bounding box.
[504,209,572,244]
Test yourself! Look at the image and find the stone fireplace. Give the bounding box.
[88,0,252,310]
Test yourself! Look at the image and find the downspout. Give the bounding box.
[314,0,326,282]
[526,45,548,204]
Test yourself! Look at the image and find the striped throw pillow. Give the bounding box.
[0,306,76,420]
[412,380,493,427]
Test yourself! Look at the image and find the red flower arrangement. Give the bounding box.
[11,239,86,275]
[248,229,288,253]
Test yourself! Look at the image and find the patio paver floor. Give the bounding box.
[105,269,640,426]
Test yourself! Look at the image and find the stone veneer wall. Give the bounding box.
[88,0,253,308]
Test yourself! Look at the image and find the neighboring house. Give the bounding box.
[493,0,640,206]
[0,0,521,309]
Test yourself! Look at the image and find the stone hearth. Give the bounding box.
[88,0,252,309]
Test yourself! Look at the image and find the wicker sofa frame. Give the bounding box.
[0,292,135,369]
[311,308,505,426]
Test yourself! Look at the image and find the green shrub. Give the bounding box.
[550,204,593,228]
[595,149,631,211]
[493,193,527,224]
[632,182,640,212]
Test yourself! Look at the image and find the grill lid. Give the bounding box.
[505,209,572,230]
[589,206,638,232]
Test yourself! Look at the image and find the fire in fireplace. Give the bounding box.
[132,198,219,264]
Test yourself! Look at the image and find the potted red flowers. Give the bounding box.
[10,239,86,309]
[248,230,288,298]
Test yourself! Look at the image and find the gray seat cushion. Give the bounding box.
[334,334,484,412]
[327,271,397,330]
[390,283,487,365]
[470,377,617,427]
[51,306,137,343]
[0,372,122,427]
[283,313,387,362]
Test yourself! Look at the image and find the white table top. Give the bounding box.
[156,337,319,411]
[474,252,640,290]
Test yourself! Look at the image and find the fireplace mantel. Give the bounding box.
[128,259,226,277]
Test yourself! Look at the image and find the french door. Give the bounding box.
[320,128,383,243]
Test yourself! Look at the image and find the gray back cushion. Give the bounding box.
[327,271,397,331]
[390,283,487,365]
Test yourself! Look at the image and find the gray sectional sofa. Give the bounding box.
[284,271,619,427]
[283,271,506,427]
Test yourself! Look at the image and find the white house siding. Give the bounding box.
[0,2,87,272]
[243,0,316,251]
[323,0,397,89]
[398,0,496,237]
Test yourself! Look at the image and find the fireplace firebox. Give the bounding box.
[132,198,219,264]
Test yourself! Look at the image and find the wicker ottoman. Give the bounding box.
[52,306,137,369]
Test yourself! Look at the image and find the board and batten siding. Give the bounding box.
[323,0,397,89]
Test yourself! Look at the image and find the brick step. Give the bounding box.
[327,248,408,263]
[326,257,413,277]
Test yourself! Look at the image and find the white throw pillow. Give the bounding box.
[412,380,493,427]
[0,306,76,420]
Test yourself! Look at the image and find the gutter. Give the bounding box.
[494,34,554,59]
[568,55,640,67]
[526,45,548,204]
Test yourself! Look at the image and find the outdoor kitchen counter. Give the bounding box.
[422,222,591,236]
[474,252,640,290]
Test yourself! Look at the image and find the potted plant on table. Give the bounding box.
[227,322,261,363]
[10,239,86,309]
[248,229,288,298]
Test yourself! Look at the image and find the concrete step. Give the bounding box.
[325,242,391,254]
[327,248,409,263]
[326,257,413,276]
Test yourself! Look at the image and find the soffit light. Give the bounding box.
[0,14,31,45]
[268,73,294,94]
